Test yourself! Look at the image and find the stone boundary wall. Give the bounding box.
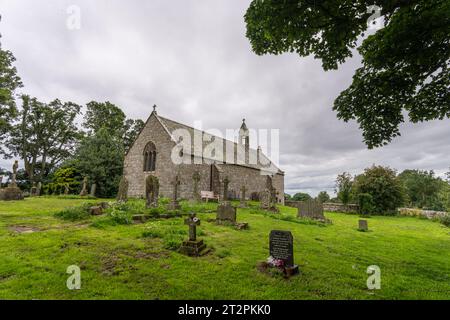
[286,201,359,213]
[322,203,359,213]
[398,208,449,219]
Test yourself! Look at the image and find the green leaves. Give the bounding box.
[245,0,450,148]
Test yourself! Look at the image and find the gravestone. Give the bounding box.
[11,160,18,187]
[358,219,369,231]
[298,200,326,221]
[117,176,129,202]
[30,182,37,197]
[145,175,159,208]
[90,183,96,197]
[36,182,42,196]
[179,213,209,256]
[269,230,299,276]
[216,203,237,224]
[192,171,201,202]
[168,175,181,210]
[64,183,70,195]
[79,177,88,196]
[0,160,24,201]
[239,185,248,208]
[260,176,279,212]
[260,189,271,209]
[216,177,237,224]
[221,177,230,204]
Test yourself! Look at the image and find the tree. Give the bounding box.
[284,193,292,201]
[335,172,353,205]
[398,169,445,209]
[7,96,81,184]
[0,18,23,154]
[83,101,126,136]
[353,165,405,214]
[123,118,145,152]
[292,192,312,202]
[72,127,124,197]
[245,0,450,148]
[83,101,144,151]
[316,191,330,203]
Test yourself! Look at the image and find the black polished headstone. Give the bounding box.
[269,230,294,267]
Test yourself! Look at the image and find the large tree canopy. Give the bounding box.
[0,17,23,153]
[6,95,81,183]
[245,0,450,148]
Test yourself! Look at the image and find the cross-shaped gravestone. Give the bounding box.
[223,177,230,201]
[192,171,201,202]
[172,175,181,201]
[185,213,201,241]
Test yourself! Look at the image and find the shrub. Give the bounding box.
[108,209,132,225]
[358,193,374,215]
[439,215,450,227]
[55,203,92,221]
[353,165,405,214]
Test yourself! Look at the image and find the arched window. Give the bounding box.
[143,142,157,172]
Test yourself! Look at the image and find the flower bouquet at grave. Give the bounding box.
[267,256,285,270]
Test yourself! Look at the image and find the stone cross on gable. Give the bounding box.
[172,175,181,201]
[185,213,201,241]
[223,177,230,201]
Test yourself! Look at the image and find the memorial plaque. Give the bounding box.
[269,230,294,267]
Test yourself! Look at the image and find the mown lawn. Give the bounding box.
[0,197,449,300]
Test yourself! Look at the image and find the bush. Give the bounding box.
[358,193,374,215]
[109,209,132,225]
[353,165,405,214]
[55,203,92,221]
[439,215,450,227]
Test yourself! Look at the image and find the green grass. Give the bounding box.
[0,197,449,300]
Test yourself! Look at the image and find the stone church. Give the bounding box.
[123,107,285,204]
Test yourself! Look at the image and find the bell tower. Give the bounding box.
[239,119,250,163]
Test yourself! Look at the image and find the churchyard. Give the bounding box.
[0,196,449,300]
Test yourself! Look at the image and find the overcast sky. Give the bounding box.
[1,0,449,196]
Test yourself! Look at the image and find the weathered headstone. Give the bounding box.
[222,177,230,203]
[168,175,181,210]
[269,230,299,276]
[64,183,70,195]
[30,182,37,197]
[145,175,159,208]
[89,206,103,216]
[298,200,326,221]
[239,185,248,208]
[216,177,237,225]
[79,177,88,196]
[179,213,209,256]
[0,160,24,201]
[358,219,369,232]
[192,171,201,202]
[260,189,271,209]
[90,183,96,197]
[11,160,18,187]
[117,176,129,202]
[216,203,237,224]
[36,182,42,196]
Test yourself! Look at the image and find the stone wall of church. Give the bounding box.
[124,114,179,198]
[215,164,285,204]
